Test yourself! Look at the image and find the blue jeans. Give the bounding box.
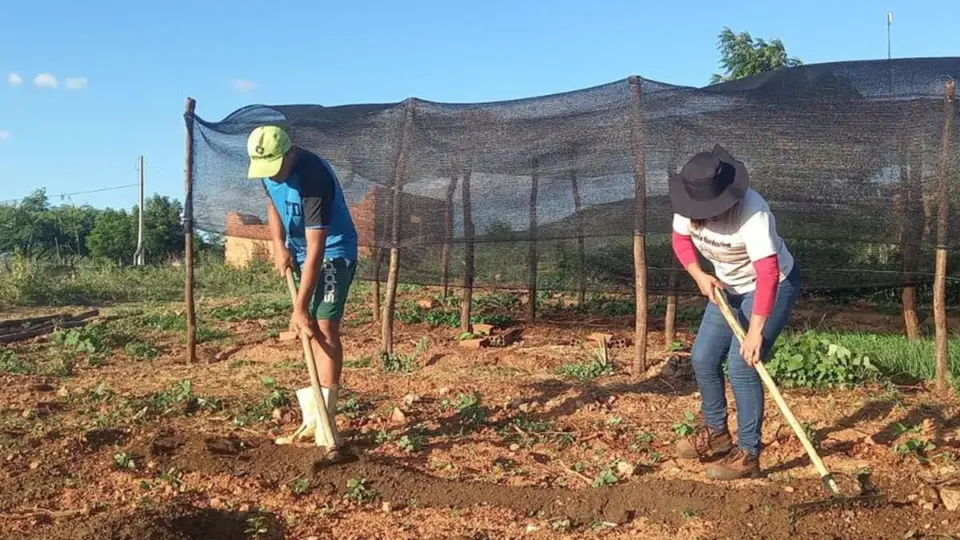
[690,267,801,456]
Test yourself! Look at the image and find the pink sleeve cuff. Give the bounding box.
[672,231,697,268]
[752,255,779,318]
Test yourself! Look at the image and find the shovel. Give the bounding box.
[712,288,886,532]
[284,268,338,452]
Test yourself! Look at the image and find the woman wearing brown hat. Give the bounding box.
[668,144,801,481]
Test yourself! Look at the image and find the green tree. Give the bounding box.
[710,27,802,84]
[45,204,99,260]
[139,195,184,263]
[0,189,56,258]
[87,208,136,264]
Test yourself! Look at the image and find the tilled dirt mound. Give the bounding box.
[135,429,940,539]
[11,500,283,540]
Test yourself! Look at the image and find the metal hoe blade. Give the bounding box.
[786,472,888,533]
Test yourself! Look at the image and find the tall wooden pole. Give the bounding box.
[526,159,539,323]
[183,97,197,364]
[381,100,416,356]
[460,172,475,333]
[934,80,955,393]
[628,76,649,375]
[441,176,458,298]
[664,155,680,349]
[571,171,586,306]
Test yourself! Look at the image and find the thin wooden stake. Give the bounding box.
[571,171,586,306]
[934,79,955,393]
[628,76,649,375]
[183,97,197,364]
[381,99,416,356]
[441,176,458,298]
[460,172,475,333]
[526,158,539,323]
[372,248,383,324]
[900,139,923,341]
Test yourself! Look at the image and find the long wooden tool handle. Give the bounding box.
[285,268,336,449]
[712,288,841,496]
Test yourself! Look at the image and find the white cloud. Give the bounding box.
[231,79,257,92]
[33,73,57,89]
[65,77,88,90]
[0,131,10,142]
[8,73,22,87]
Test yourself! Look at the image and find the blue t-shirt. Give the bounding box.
[261,149,358,265]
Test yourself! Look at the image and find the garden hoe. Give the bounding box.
[712,288,887,532]
[277,268,340,458]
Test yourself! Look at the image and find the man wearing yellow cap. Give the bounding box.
[246,125,358,450]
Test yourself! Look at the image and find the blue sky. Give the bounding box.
[1,0,957,210]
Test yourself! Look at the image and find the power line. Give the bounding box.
[0,184,138,205]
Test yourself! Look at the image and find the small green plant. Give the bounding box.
[245,512,270,538]
[344,478,377,504]
[337,395,371,419]
[234,381,290,427]
[630,431,656,451]
[681,507,699,519]
[291,477,312,495]
[398,433,427,453]
[556,359,613,381]
[344,356,373,369]
[380,337,428,373]
[765,332,880,388]
[211,299,287,322]
[124,339,159,361]
[673,411,697,437]
[374,430,393,445]
[454,392,487,434]
[113,451,136,470]
[893,423,936,462]
[592,467,618,488]
[0,349,37,375]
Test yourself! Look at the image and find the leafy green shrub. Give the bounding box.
[765,332,880,388]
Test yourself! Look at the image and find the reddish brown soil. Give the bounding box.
[1,291,959,539]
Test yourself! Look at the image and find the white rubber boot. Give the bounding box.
[322,386,343,447]
[275,387,320,445]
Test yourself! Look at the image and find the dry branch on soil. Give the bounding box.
[0,310,99,343]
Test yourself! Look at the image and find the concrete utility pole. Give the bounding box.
[887,12,893,60]
[134,155,145,265]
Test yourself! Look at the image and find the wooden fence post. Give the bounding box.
[571,171,586,306]
[460,172,475,333]
[371,248,383,324]
[628,76,649,375]
[664,151,680,349]
[381,99,416,356]
[183,97,197,364]
[441,175,458,298]
[934,80,955,393]
[900,138,923,341]
[526,158,540,323]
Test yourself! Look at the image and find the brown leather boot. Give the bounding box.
[705,448,762,480]
[675,425,733,460]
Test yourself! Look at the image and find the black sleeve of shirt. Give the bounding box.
[299,159,335,229]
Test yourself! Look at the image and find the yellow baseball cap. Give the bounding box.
[246,125,292,178]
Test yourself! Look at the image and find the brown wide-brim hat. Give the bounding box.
[668,144,750,220]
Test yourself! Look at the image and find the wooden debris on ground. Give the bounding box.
[0,310,100,344]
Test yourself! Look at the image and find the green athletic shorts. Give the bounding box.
[293,258,356,321]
